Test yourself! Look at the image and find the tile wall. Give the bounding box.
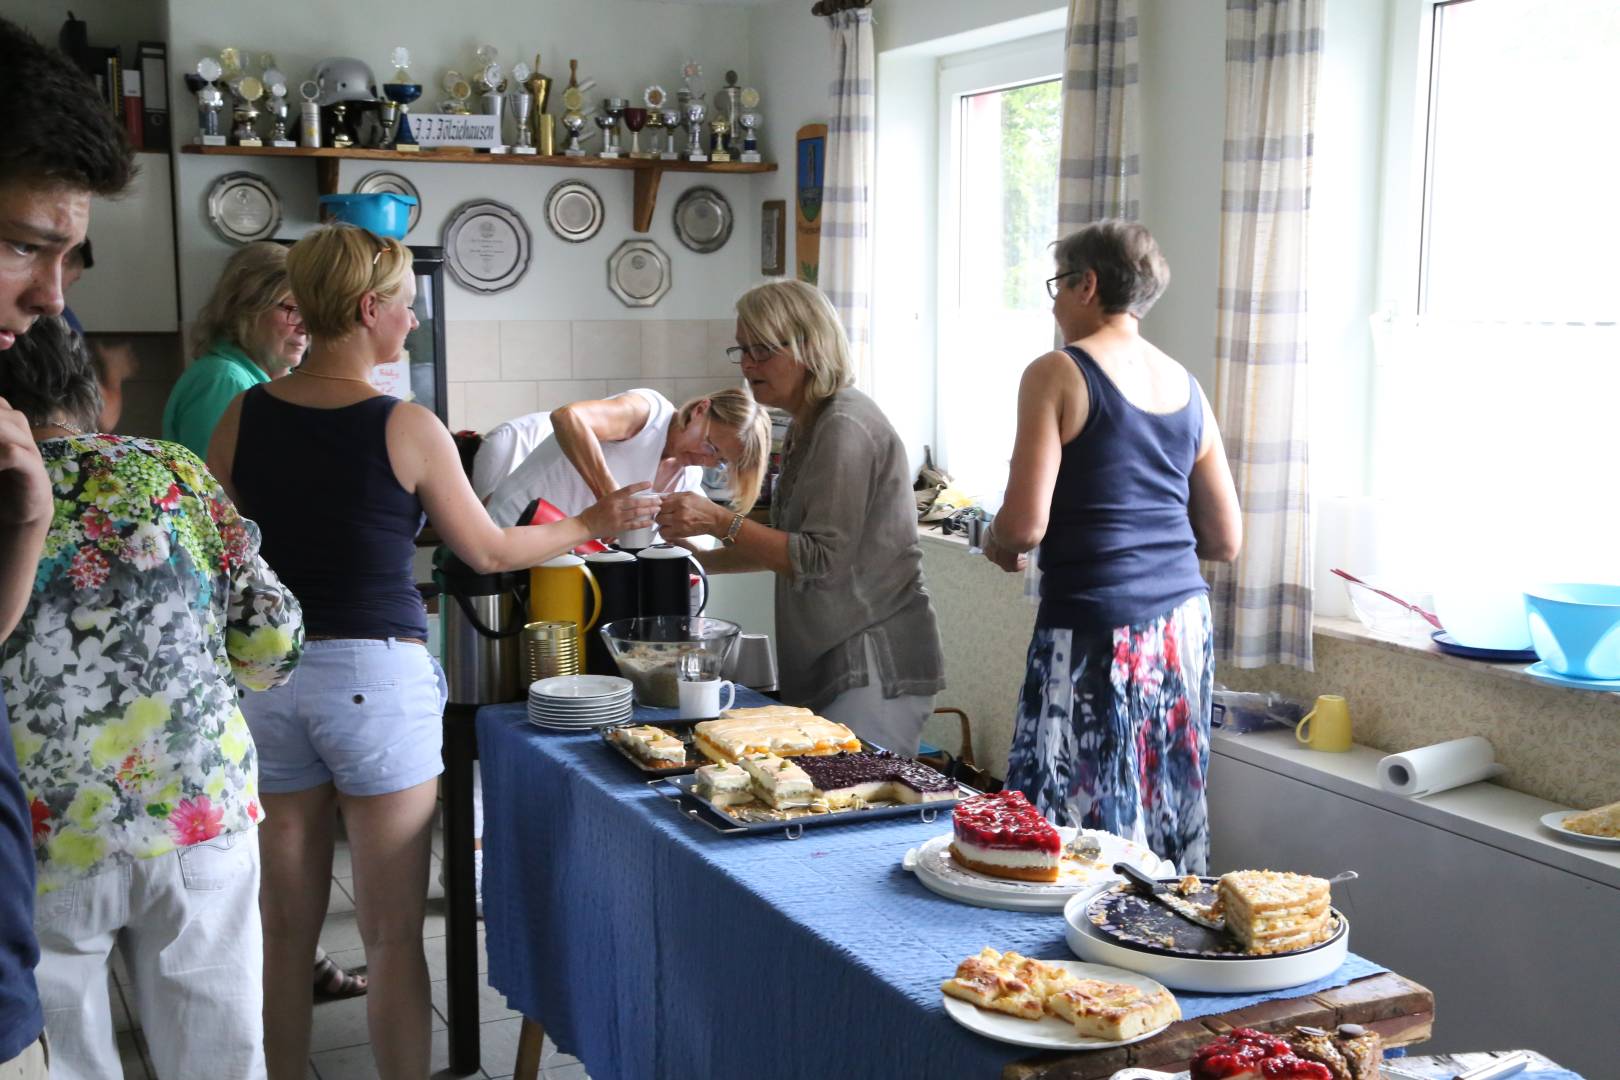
[445,318,744,435]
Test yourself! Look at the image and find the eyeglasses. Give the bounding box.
[1045,271,1080,300]
[274,301,302,323]
[725,342,788,365]
[699,416,729,468]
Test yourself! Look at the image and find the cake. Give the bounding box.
[950,790,1062,883]
[940,948,1072,1021]
[737,753,815,809]
[693,761,753,806]
[1190,1028,1334,1080]
[1217,870,1336,955]
[608,724,686,767]
[693,710,862,764]
[1045,977,1179,1040]
[1287,1024,1383,1080]
[1564,799,1620,838]
[790,751,956,809]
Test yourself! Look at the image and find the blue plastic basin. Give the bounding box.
[318,193,417,239]
[1523,583,1620,680]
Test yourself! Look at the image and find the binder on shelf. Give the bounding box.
[137,41,170,151]
[122,71,144,150]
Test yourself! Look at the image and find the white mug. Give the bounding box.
[677,676,735,719]
[616,491,663,551]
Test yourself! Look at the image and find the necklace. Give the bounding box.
[294,368,375,386]
[38,418,83,436]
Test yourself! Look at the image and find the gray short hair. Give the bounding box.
[0,316,102,431]
[1051,220,1170,318]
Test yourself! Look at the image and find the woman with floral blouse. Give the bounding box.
[0,316,303,1080]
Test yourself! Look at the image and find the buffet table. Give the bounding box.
[476,699,1437,1080]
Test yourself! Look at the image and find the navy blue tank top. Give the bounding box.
[0,696,43,1062]
[234,388,427,639]
[1037,346,1208,631]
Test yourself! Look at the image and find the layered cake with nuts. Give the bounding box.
[1217,870,1336,955]
[950,790,1062,883]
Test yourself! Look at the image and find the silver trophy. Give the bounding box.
[595,97,625,158]
[683,101,708,162]
[738,86,761,162]
[507,62,535,154]
[472,47,506,149]
[298,79,321,147]
[560,112,586,156]
[186,58,227,145]
[229,74,264,146]
[719,70,742,153]
[658,108,680,160]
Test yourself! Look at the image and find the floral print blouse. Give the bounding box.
[0,435,303,894]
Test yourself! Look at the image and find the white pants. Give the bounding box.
[0,1035,46,1080]
[32,830,266,1080]
[819,636,936,756]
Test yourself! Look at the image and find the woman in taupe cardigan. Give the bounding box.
[657,280,945,753]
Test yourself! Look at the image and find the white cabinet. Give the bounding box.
[69,152,179,332]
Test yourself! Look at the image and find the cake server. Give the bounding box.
[1113,863,1225,931]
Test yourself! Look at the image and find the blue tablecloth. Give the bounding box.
[478,698,1388,1080]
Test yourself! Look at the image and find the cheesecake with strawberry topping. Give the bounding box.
[950,790,1063,883]
[1190,1028,1333,1080]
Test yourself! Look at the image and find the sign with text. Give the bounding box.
[410,113,500,149]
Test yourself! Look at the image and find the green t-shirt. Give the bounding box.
[161,342,269,459]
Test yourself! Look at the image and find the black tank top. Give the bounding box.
[234,387,427,639]
[1037,346,1209,631]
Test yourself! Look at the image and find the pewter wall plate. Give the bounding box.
[205,172,281,245]
[442,199,531,294]
[353,171,422,234]
[672,185,732,254]
[607,239,671,307]
[544,180,604,244]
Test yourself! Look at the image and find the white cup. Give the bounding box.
[677,676,736,719]
[617,491,663,551]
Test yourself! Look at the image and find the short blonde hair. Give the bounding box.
[188,241,291,362]
[676,386,772,512]
[734,280,852,409]
[286,224,412,340]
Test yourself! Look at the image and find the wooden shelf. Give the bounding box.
[179,144,777,232]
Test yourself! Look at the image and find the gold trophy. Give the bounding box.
[525,55,553,155]
[708,116,731,163]
[560,59,586,157]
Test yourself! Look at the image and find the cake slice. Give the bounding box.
[939,948,1053,1021]
[738,753,815,809]
[611,724,686,766]
[693,761,753,807]
[1190,1029,1334,1080]
[1217,870,1334,954]
[950,790,1062,883]
[1287,1024,1383,1080]
[1564,799,1620,838]
[1045,977,1179,1040]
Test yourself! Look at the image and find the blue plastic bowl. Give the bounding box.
[318,193,417,239]
[1523,583,1620,680]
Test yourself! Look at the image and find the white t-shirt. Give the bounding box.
[484,388,703,526]
[471,411,554,499]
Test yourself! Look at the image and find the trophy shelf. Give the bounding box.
[179,145,776,233]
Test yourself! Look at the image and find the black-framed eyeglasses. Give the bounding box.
[275,301,302,323]
[725,342,788,365]
[1045,271,1080,300]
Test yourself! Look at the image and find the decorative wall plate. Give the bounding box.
[607,239,671,307]
[205,172,281,244]
[672,186,732,253]
[442,199,531,294]
[544,180,605,243]
[353,171,422,233]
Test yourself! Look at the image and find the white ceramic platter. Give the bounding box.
[904,829,1175,912]
[940,960,1174,1051]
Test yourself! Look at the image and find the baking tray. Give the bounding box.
[600,719,707,776]
[652,773,975,839]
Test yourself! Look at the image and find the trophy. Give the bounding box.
[658,108,680,160]
[298,79,322,147]
[261,65,294,147]
[329,101,354,149]
[595,98,625,158]
[560,59,586,156]
[737,112,761,163]
[472,46,506,135]
[707,116,731,163]
[525,55,553,155]
[683,101,708,162]
[381,47,423,152]
[186,58,227,145]
[229,74,263,146]
[623,107,649,159]
[440,70,472,114]
[719,70,743,152]
[507,62,535,154]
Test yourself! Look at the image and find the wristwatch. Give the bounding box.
[720,512,745,547]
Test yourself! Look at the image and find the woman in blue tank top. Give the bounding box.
[983,221,1242,875]
[207,225,658,1080]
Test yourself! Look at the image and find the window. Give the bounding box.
[1367,0,1619,593]
[935,37,1063,510]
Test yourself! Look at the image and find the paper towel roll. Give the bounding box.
[1378,736,1504,797]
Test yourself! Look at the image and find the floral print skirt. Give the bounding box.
[1004,593,1214,875]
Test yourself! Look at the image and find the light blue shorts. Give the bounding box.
[241,638,448,797]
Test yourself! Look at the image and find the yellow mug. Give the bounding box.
[1295,694,1352,752]
[529,554,603,631]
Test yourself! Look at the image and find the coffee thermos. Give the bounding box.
[636,545,708,619]
[583,550,638,674]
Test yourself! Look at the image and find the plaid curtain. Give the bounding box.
[822,8,876,390]
[1207,0,1323,669]
[1058,0,1141,230]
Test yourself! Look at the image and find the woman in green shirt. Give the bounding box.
[162,241,308,457]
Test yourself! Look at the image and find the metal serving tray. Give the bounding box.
[600,719,707,777]
[651,773,975,840]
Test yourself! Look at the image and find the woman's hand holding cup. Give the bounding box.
[580,482,660,540]
[654,491,727,541]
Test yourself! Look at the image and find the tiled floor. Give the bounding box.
[109,823,588,1080]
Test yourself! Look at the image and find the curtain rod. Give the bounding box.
[811,0,872,15]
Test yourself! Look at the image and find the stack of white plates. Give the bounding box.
[526,675,633,731]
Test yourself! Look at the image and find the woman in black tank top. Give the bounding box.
[207,225,659,1080]
[983,221,1242,875]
